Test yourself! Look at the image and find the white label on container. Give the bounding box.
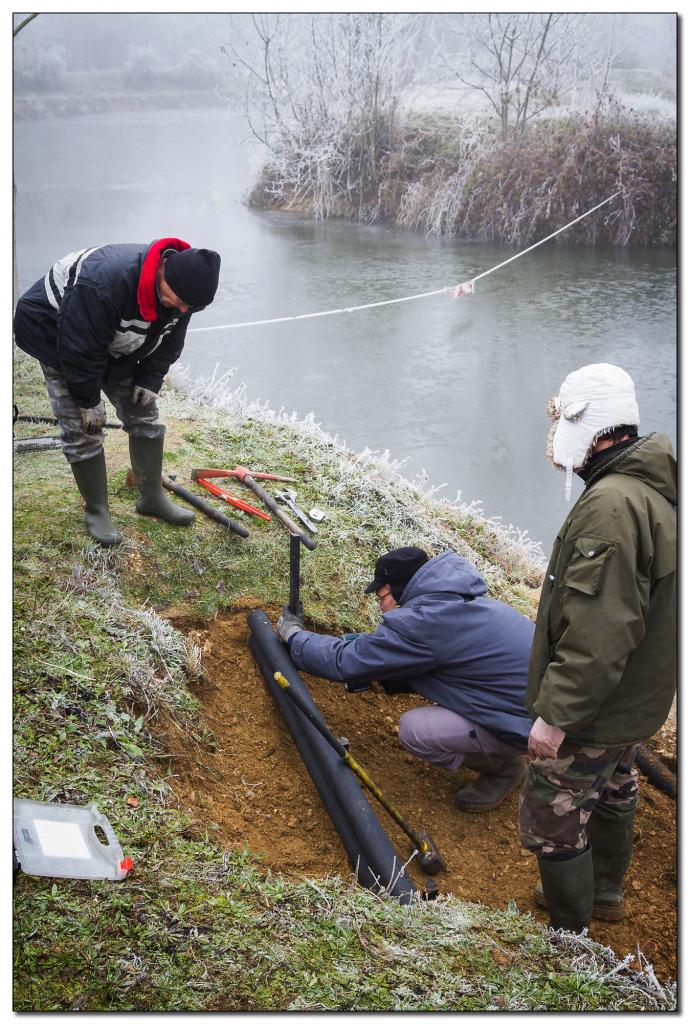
[34,820,91,859]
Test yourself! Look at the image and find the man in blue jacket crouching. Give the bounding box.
[278,547,535,812]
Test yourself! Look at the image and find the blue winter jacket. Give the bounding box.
[290,551,535,746]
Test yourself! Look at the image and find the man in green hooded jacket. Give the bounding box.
[518,363,676,933]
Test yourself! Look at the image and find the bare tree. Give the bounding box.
[222,13,420,219]
[456,13,584,140]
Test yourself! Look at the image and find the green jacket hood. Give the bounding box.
[588,432,676,506]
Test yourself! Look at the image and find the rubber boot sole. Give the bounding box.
[454,763,527,813]
[534,883,624,922]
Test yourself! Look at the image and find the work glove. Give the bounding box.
[79,402,107,435]
[277,606,305,645]
[528,716,566,760]
[131,384,158,406]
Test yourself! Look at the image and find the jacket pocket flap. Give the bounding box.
[564,537,615,596]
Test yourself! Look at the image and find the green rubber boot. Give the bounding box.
[129,436,194,525]
[534,806,636,921]
[70,452,122,547]
[454,754,527,812]
[537,848,593,932]
[588,804,636,921]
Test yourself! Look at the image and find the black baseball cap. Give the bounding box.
[364,546,429,595]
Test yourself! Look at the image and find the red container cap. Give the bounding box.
[120,857,134,872]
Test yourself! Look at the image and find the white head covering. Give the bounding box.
[549,363,639,501]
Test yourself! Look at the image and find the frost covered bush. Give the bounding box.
[251,84,675,248]
[398,106,676,247]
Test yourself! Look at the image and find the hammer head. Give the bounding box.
[416,830,446,876]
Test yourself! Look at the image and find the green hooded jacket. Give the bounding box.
[527,432,676,746]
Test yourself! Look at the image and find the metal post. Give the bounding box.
[289,533,301,614]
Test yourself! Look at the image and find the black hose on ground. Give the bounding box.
[635,743,676,799]
[248,610,416,903]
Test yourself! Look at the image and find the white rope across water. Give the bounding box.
[188,190,621,335]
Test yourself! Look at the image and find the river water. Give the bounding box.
[14,106,676,551]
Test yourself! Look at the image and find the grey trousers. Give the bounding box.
[41,363,165,464]
[398,705,526,771]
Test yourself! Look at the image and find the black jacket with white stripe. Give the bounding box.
[13,240,192,409]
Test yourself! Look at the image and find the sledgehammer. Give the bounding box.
[273,671,446,875]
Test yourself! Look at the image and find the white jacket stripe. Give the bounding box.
[43,246,100,309]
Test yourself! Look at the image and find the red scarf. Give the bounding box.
[136,237,190,321]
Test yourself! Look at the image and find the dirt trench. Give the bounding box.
[158,605,677,983]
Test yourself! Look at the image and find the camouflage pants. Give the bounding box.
[41,363,165,464]
[518,742,638,857]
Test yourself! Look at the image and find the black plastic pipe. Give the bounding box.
[249,635,372,879]
[248,609,415,903]
[248,623,413,900]
[249,625,415,902]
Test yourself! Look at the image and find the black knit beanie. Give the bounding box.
[164,248,221,309]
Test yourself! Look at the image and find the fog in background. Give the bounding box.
[13,12,677,100]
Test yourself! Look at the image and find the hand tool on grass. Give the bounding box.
[273,670,445,876]
[193,467,316,550]
[275,488,318,534]
[195,476,272,521]
[124,469,249,537]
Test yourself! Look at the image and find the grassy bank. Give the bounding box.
[250,107,676,247]
[13,352,675,1010]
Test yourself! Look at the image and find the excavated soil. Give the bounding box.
[159,606,677,983]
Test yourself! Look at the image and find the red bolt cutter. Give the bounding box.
[194,476,272,521]
[191,468,295,521]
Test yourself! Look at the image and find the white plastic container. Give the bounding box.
[13,799,133,881]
